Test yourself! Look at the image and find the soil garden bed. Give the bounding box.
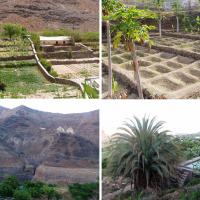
[43,41,99,81]
[102,33,200,99]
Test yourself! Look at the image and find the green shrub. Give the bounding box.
[24,181,46,198]
[176,138,200,160]
[31,33,40,51]
[40,58,52,72]
[24,181,46,189]
[69,182,99,200]
[0,82,6,91]
[42,185,61,200]
[186,178,200,186]
[102,158,108,169]
[28,187,42,198]
[83,81,99,99]
[3,176,19,190]
[50,69,58,77]
[14,189,31,200]
[0,183,14,197]
[179,191,200,200]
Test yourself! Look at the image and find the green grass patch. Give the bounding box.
[69,182,99,200]
[41,29,99,42]
[0,65,81,98]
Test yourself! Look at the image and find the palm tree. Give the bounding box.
[108,116,181,191]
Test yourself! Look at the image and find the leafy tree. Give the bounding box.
[109,6,156,98]
[102,0,122,97]
[172,0,183,33]
[108,116,182,191]
[3,23,22,40]
[196,16,200,32]
[152,0,165,37]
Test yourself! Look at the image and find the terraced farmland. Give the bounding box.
[43,42,99,80]
[0,39,82,98]
[102,34,200,99]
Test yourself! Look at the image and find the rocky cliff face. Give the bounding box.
[0,0,99,32]
[0,106,99,184]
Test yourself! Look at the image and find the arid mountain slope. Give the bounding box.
[0,0,99,32]
[0,106,99,183]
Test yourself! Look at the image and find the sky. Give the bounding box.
[0,99,99,114]
[101,100,200,136]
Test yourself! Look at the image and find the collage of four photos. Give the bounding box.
[1,0,200,200]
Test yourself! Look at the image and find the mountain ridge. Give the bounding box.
[0,0,99,32]
[0,106,99,184]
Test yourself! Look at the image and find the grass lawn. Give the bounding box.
[0,62,82,98]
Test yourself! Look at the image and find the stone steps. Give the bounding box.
[178,171,190,187]
[42,50,94,59]
[49,58,99,65]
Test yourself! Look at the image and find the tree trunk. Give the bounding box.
[131,179,134,200]
[106,20,112,98]
[131,42,144,99]
[159,17,162,37]
[176,16,180,33]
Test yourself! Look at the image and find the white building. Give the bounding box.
[40,36,74,46]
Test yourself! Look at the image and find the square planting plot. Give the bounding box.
[151,78,183,92]
[166,61,183,69]
[112,49,124,54]
[138,60,152,67]
[143,49,159,54]
[151,65,172,74]
[119,62,133,71]
[171,72,198,85]
[175,56,195,65]
[120,53,132,60]
[136,51,148,57]
[111,55,125,64]
[140,69,158,79]
[102,42,200,98]
[159,52,176,59]
[102,51,108,57]
[185,68,200,79]
[147,56,163,62]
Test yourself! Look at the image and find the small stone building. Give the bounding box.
[40,36,74,46]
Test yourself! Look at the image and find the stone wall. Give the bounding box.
[42,50,94,59]
[34,165,98,184]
